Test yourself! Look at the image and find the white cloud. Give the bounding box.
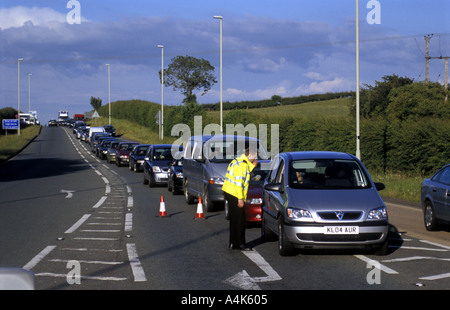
[295,77,353,94]
[0,6,67,29]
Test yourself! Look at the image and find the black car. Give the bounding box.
[421,164,450,231]
[103,124,116,137]
[97,138,119,160]
[167,152,184,194]
[90,133,111,152]
[129,144,151,172]
[143,144,181,187]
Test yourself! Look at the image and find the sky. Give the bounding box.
[0,0,448,123]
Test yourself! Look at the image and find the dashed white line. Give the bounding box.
[65,214,91,234]
[23,245,56,270]
[125,213,133,232]
[126,243,147,282]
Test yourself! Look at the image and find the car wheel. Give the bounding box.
[143,171,149,185]
[424,201,438,231]
[278,218,294,256]
[184,179,195,204]
[203,186,214,212]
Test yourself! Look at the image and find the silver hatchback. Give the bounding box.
[262,151,389,256]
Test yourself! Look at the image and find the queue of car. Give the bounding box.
[69,125,449,256]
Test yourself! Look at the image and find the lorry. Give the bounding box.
[73,114,84,121]
[58,111,69,122]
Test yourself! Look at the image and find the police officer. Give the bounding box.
[222,147,258,250]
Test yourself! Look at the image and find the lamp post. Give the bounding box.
[355,1,361,160]
[28,73,32,114]
[213,15,223,133]
[106,64,111,125]
[17,58,23,136]
[157,45,164,140]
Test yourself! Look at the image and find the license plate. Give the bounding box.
[324,226,359,234]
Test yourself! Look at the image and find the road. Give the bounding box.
[0,126,449,293]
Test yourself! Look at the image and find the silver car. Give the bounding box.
[421,164,450,231]
[262,151,389,256]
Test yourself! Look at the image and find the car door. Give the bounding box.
[264,158,285,231]
[437,166,450,220]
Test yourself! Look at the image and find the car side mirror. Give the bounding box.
[374,182,385,191]
[264,183,282,192]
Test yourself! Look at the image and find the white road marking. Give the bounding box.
[92,196,107,209]
[34,272,127,281]
[23,245,56,270]
[125,213,133,232]
[126,243,147,282]
[65,214,91,234]
[354,255,399,274]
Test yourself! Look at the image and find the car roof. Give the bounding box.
[281,151,356,161]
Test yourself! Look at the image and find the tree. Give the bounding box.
[160,55,217,104]
[90,96,102,111]
[353,74,414,118]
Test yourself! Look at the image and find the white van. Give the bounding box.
[88,126,106,142]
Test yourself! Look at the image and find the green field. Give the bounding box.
[206,97,351,122]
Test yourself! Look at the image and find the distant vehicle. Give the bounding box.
[88,126,106,143]
[103,125,116,137]
[58,111,69,122]
[90,133,110,152]
[421,164,450,231]
[106,141,120,163]
[72,120,86,134]
[115,142,139,167]
[182,134,269,212]
[143,144,181,187]
[167,151,184,194]
[48,120,58,127]
[129,144,151,172]
[261,151,389,256]
[97,138,119,160]
[73,114,84,121]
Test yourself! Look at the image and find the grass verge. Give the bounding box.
[0,125,41,163]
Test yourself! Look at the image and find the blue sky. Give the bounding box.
[0,0,448,122]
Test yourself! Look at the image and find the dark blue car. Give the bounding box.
[421,164,450,231]
[129,144,151,172]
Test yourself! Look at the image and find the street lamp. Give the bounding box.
[106,64,111,124]
[17,58,23,136]
[355,1,361,159]
[28,73,32,114]
[213,15,223,133]
[157,45,164,140]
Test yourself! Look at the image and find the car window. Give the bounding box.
[289,159,370,189]
[153,148,174,160]
[438,167,450,185]
[275,159,285,183]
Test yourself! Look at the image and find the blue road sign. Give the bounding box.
[2,119,20,130]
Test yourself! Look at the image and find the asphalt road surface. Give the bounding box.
[0,126,449,293]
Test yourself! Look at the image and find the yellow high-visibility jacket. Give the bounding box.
[222,154,256,200]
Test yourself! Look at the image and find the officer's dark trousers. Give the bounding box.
[224,192,246,247]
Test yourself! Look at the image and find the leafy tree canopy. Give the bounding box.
[160,55,217,104]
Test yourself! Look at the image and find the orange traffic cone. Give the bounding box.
[195,196,205,219]
[159,195,167,217]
